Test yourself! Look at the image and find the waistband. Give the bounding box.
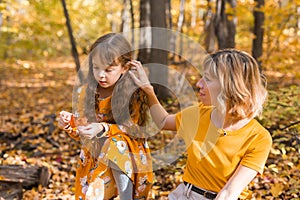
[184,181,217,199]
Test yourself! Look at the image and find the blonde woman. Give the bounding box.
[129,49,272,200]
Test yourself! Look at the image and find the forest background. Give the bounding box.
[0,0,299,199]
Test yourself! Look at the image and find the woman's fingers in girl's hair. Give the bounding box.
[127,60,150,88]
[127,60,144,72]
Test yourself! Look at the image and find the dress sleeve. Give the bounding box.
[63,123,81,141]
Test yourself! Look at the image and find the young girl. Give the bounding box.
[129,49,272,200]
[58,33,153,200]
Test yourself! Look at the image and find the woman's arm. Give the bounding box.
[216,165,258,200]
[128,60,176,131]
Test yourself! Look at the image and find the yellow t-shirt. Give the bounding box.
[175,103,272,199]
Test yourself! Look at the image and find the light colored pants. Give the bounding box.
[168,183,214,200]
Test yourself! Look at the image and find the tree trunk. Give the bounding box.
[298,6,300,30]
[204,0,216,53]
[191,0,197,27]
[121,0,131,37]
[177,0,186,59]
[166,0,172,29]
[0,0,2,28]
[166,0,176,61]
[214,0,236,49]
[149,0,170,101]
[0,181,23,200]
[3,5,10,59]
[129,0,135,46]
[60,0,84,85]
[0,165,50,199]
[252,0,265,70]
[137,0,151,64]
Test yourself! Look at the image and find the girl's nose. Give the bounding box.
[99,70,105,78]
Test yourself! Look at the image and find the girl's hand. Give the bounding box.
[78,123,105,139]
[128,60,151,90]
[58,111,73,129]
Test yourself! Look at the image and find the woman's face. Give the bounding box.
[196,69,221,106]
[92,56,128,89]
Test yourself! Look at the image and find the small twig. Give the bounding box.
[267,120,300,132]
[279,120,300,131]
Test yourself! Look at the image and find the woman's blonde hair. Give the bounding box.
[203,49,267,120]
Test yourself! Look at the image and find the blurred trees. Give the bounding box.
[0,1,299,199]
[214,0,237,49]
[0,0,299,75]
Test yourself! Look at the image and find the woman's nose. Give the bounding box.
[196,78,204,89]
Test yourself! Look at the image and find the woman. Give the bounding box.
[128,49,272,200]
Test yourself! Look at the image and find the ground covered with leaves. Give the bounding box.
[0,58,299,199]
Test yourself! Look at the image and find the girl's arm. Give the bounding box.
[128,60,176,131]
[78,122,109,139]
[216,165,258,200]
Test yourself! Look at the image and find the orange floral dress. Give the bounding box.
[65,88,153,200]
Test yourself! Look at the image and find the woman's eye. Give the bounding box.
[204,76,210,81]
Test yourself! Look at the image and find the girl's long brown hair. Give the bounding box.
[84,33,149,137]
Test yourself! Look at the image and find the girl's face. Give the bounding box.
[196,69,221,106]
[92,57,128,89]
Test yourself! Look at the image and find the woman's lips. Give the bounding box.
[199,91,205,96]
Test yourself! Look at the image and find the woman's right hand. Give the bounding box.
[58,111,73,129]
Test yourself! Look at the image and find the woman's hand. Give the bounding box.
[78,123,105,139]
[127,60,152,90]
[58,111,73,129]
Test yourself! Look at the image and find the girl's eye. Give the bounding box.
[93,64,99,69]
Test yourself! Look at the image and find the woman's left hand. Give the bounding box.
[78,123,104,139]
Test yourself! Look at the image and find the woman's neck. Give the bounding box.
[211,108,252,131]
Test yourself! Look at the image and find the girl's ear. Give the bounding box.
[122,61,130,73]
